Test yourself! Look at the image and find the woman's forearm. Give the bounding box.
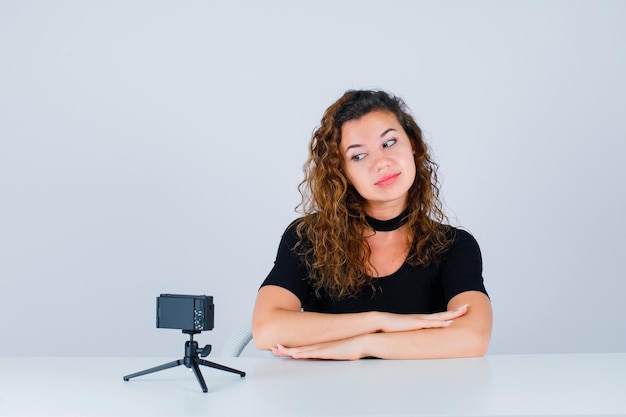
[252,308,381,350]
[360,323,490,359]
[253,286,385,349]
[253,309,375,350]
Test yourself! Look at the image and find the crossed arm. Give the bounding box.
[252,285,492,360]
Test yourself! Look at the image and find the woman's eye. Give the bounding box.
[383,139,397,148]
[351,153,366,161]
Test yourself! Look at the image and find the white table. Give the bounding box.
[0,353,624,416]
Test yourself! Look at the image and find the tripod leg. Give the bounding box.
[197,359,246,377]
[123,360,183,381]
[190,359,208,392]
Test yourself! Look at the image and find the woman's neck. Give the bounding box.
[365,207,410,232]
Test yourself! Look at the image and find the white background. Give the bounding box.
[1,0,624,357]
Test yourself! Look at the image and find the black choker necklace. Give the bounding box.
[365,208,410,232]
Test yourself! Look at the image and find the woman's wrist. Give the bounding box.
[357,332,379,359]
[372,310,398,333]
[367,311,385,333]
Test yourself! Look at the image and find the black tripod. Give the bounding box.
[123,330,245,392]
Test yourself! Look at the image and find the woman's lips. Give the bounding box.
[375,173,400,186]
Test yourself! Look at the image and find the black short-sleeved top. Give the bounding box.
[261,219,488,314]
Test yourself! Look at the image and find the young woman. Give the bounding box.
[252,90,492,360]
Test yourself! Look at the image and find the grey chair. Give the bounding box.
[219,321,253,357]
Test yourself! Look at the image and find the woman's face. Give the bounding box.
[339,110,416,215]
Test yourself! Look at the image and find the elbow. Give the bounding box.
[251,319,275,351]
[451,327,491,358]
[252,334,272,351]
[463,331,491,357]
[468,338,490,357]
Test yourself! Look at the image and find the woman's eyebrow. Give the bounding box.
[345,144,363,152]
[380,128,397,137]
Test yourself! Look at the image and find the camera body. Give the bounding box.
[156,294,214,332]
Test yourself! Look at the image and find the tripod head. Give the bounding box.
[182,330,211,358]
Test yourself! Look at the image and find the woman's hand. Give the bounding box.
[376,304,468,333]
[271,336,368,361]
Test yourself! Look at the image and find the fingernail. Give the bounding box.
[455,304,469,311]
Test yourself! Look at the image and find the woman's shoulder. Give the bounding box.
[446,226,477,242]
[284,213,315,231]
[285,212,322,228]
[440,225,481,257]
[280,214,317,243]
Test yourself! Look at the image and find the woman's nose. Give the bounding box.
[371,151,391,172]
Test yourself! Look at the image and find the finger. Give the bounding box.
[271,345,294,357]
[273,344,317,358]
[426,304,469,320]
[447,304,469,319]
[290,349,320,359]
[290,346,336,360]
[417,319,454,329]
[284,345,317,355]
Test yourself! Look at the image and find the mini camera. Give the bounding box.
[156,294,214,332]
[124,293,244,392]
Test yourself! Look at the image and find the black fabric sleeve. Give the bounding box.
[440,229,488,304]
[260,220,313,307]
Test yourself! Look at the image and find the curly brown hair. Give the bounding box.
[295,90,452,298]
